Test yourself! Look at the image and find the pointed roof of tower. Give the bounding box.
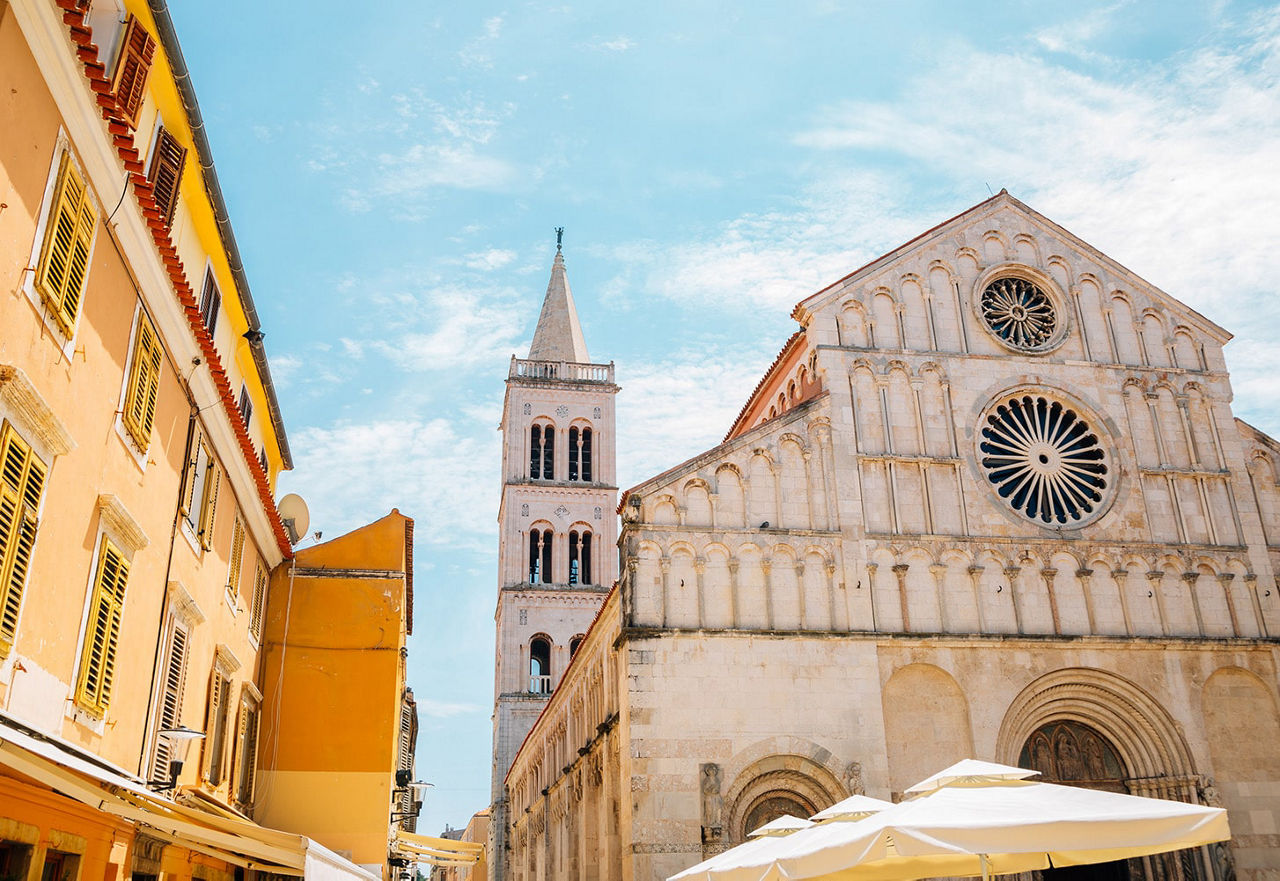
[528,248,590,363]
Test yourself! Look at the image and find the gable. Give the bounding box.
[794,192,1229,372]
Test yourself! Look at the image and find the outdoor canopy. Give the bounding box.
[671,759,1230,881]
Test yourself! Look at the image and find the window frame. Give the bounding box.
[146,125,187,228]
[231,685,261,811]
[120,310,162,452]
[27,145,98,344]
[73,538,130,718]
[108,14,156,130]
[0,423,49,656]
[198,264,221,338]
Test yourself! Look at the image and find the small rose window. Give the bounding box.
[980,277,1058,351]
[979,394,1108,525]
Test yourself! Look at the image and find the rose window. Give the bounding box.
[980,277,1058,350]
[979,394,1108,526]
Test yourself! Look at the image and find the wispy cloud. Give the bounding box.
[586,35,635,52]
[459,15,504,68]
[417,698,485,718]
[465,248,517,271]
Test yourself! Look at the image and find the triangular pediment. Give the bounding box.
[793,191,1229,345]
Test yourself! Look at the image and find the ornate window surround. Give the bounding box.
[970,262,1070,355]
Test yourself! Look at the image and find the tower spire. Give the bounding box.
[528,233,590,363]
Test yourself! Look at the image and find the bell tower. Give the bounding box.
[489,237,618,880]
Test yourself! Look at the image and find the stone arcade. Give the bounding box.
[491,193,1280,881]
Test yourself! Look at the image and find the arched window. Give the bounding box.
[529,636,551,694]
[569,529,592,585]
[528,528,553,584]
[569,635,584,657]
[568,426,594,482]
[530,424,554,480]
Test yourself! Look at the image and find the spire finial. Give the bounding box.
[555,227,564,252]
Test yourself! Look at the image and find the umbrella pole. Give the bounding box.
[981,854,990,881]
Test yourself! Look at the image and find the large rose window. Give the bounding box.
[978,394,1109,526]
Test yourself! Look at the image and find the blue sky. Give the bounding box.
[169,1,1280,834]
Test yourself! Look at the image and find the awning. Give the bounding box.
[0,716,378,881]
[392,830,483,868]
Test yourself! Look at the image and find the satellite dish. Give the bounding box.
[277,493,310,545]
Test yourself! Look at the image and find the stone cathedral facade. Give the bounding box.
[494,193,1280,881]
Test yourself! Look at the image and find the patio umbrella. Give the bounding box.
[810,795,896,823]
[686,760,1229,881]
[670,815,815,881]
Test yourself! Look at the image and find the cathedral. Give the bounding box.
[488,193,1280,881]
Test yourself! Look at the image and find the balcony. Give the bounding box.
[529,675,552,695]
[510,357,615,384]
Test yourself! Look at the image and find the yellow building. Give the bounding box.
[0,3,429,881]
[255,511,419,875]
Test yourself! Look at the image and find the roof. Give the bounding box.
[528,251,590,363]
[723,330,805,441]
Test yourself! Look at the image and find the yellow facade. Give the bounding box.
[0,3,416,881]
[256,511,417,874]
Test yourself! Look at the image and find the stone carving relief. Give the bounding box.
[555,505,569,519]
[593,407,601,419]
[700,762,724,844]
[523,403,531,415]
[557,405,569,419]
[843,760,865,795]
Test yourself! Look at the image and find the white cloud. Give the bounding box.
[280,414,501,552]
[587,36,635,52]
[459,15,503,68]
[616,346,781,491]
[465,248,517,270]
[375,286,528,370]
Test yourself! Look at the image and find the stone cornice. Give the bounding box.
[95,493,149,554]
[166,579,206,626]
[0,366,76,457]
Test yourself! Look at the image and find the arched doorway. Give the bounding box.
[740,791,818,838]
[1019,721,1203,881]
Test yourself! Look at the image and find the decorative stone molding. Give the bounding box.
[166,579,206,626]
[0,365,76,456]
[95,494,149,554]
[213,643,241,675]
[241,680,263,703]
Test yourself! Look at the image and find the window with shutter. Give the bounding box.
[181,430,206,524]
[238,386,253,428]
[198,460,220,551]
[249,561,267,642]
[147,128,186,228]
[122,314,162,450]
[75,540,130,716]
[148,622,189,782]
[227,516,245,601]
[109,16,155,129]
[198,269,221,336]
[202,669,231,785]
[232,696,260,810]
[34,153,97,337]
[0,425,47,655]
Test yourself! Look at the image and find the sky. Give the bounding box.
[168,0,1280,835]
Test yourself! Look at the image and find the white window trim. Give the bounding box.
[22,130,99,359]
[142,610,192,782]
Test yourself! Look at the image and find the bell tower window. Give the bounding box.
[569,529,592,585]
[569,426,593,482]
[530,424,555,480]
[529,636,551,694]
[528,528,553,584]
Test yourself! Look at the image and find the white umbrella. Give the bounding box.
[670,815,814,881]
[810,795,896,823]
[693,760,1229,881]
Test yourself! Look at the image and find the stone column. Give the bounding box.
[762,559,775,630]
[1217,573,1240,638]
[1147,570,1169,635]
[1040,567,1061,635]
[795,560,808,630]
[1003,565,1024,633]
[1112,568,1133,635]
[659,555,671,629]
[728,559,740,629]
[1182,572,1205,636]
[929,563,949,633]
[694,557,707,629]
[892,563,911,632]
[1076,568,1098,633]
[967,564,986,632]
[1244,573,1267,637]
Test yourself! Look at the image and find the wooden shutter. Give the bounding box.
[0,426,46,653]
[180,430,204,520]
[199,461,220,550]
[76,540,129,715]
[149,623,189,781]
[35,153,97,336]
[202,669,231,783]
[148,128,186,227]
[249,562,267,641]
[227,516,245,599]
[233,699,260,808]
[122,316,162,450]
[199,270,221,335]
[109,16,156,129]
